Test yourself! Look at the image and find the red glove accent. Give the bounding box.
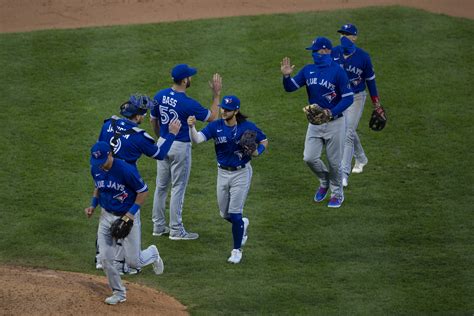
[371,96,380,105]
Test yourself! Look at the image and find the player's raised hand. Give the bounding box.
[280,57,295,76]
[168,118,182,135]
[209,73,222,96]
[84,206,95,218]
[187,115,196,127]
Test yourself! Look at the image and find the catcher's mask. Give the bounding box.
[120,95,152,118]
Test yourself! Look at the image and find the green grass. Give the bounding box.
[1,5,473,314]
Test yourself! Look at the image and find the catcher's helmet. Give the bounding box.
[120,95,153,118]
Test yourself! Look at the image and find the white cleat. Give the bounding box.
[96,263,103,270]
[241,218,249,246]
[151,245,164,275]
[104,293,126,305]
[342,177,348,187]
[227,249,242,264]
[352,160,367,174]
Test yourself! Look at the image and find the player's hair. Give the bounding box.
[236,112,248,124]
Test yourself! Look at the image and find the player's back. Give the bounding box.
[152,88,210,142]
[99,116,156,166]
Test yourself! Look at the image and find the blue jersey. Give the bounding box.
[91,159,148,215]
[151,88,211,142]
[283,61,354,117]
[331,46,376,95]
[200,119,267,167]
[98,116,174,166]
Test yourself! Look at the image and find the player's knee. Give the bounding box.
[229,213,243,224]
[100,258,114,269]
[345,128,356,140]
[303,156,322,165]
[125,257,139,269]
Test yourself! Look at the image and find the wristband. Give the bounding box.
[91,196,98,208]
[129,203,140,215]
[371,96,380,104]
[257,144,266,156]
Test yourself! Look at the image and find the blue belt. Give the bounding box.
[105,209,126,217]
[218,164,246,171]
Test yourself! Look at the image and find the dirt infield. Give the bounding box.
[0,266,187,315]
[0,0,472,314]
[0,0,472,33]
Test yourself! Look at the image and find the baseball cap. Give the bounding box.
[337,23,358,35]
[90,141,111,167]
[220,95,240,111]
[171,64,197,81]
[306,37,333,51]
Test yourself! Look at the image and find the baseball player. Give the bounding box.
[281,37,354,208]
[332,23,383,186]
[85,141,164,305]
[187,95,268,263]
[95,95,181,273]
[150,64,222,240]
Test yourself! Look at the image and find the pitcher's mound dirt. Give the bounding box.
[0,265,188,316]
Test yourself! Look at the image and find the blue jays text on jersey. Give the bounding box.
[151,88,210,142]
[200,120,266,167]
[331,46,378,96]
[283,61,354,117]
[98,116,175,166]
[91,158,148,215]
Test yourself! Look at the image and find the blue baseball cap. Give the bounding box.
[306,37,333,51]
[90,141,111,167]
[171,64,197,81]
[337,23,358,35]
[220,95,240,111]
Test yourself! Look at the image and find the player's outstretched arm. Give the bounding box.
[188,116,206,144]
[154,118,181,160]
[207,73,222,122]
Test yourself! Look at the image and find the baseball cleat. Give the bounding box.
[119,268,141,276]
[241,218,249,246]
[96,262,103,270]
[352,159,367,174]
[152,226,170,236]
[151,245,164,275]
[169,230,199,240]
[314,186,329,202]
[328,197,344,208]
[227,249,243,264]
[342,177,348,187]
[104,293,126,305]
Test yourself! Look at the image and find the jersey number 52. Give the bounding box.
[159,106,179,125]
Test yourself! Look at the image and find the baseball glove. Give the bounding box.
[303,104,332,125]
[369,106,387,131]
[110,215,134,240]
[239,130,258,156]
